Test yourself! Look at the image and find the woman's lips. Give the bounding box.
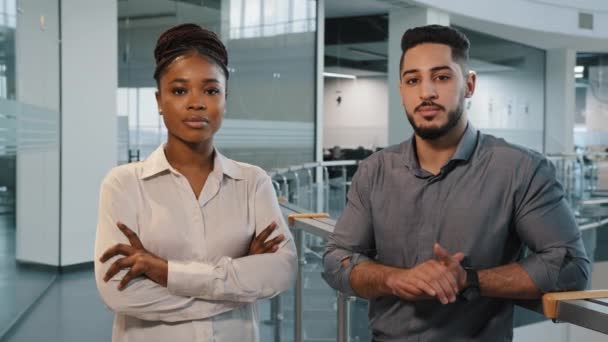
[183,116,209,129]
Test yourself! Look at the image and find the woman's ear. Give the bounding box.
[155,90,162,115]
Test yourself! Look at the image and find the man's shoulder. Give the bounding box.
[478,132,546,166]
[359,141,409,169]
[479,133,545,161]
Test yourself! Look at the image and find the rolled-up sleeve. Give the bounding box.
[322,162,376,296]
[167,175,298,302]
[515,157,590,293]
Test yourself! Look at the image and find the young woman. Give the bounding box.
[94,23,297,342]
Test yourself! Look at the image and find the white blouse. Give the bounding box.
[94,145,297,342]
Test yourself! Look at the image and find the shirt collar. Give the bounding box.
[402,122,479,175]
[140,145,245,180]
[450,122,478,163]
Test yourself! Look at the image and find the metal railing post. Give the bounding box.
[270,296,282,342]
[337,292,351,342]
[323,166,330,212]
[294,228,305,342]
[279,174,290,200]
[292,170,301,206]
[306,167,314,210]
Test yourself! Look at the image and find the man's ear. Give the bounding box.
[465,71,476,98]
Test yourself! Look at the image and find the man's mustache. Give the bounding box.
[415,101,445,112]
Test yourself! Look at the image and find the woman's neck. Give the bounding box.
[164,135,215,173]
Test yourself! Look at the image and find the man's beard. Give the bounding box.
[406,95,465,140]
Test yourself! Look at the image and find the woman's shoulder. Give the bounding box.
[216,151,268,181]
[101,162,144,188]
[227,159,269,181]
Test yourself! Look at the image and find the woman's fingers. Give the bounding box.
[256,222,277,242]
[117,222,144,249]
[103,256,132,282]
[100,243,135,263]
[263,234,285,253]
[118,264,143,290]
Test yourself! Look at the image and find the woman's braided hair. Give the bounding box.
[153,23,229,85]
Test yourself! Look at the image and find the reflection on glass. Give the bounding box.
[0,0,60,337]
[230,0,316,39]
[120,0,316,169]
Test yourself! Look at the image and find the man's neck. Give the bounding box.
[415,119,467,175]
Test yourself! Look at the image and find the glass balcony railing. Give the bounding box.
[267,157,608,341]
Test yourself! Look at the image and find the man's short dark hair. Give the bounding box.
[399,25,470,77]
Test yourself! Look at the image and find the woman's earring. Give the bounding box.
[158,109,163,115]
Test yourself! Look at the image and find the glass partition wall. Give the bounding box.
[118,0,317,169]
[0,0,61,337]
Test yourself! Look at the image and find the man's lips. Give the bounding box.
[416,105,443,118]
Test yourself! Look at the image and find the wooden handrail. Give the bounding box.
[542,290,608,319]
[287,212,330,226]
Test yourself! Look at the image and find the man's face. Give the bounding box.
[399,43,475,140]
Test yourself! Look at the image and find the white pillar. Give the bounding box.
[60,0,117,266]
[388,8,450,145]
[15,0,61,265]
[545,48,575,154]
[316,0,325,213]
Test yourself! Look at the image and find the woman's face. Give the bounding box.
[156,53,226,145]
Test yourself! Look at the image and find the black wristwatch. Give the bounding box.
[459,267,480,302]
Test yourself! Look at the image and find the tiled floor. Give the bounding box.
[0,214,56,338]
[1,269,113,342]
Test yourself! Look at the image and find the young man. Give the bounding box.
[322,25,589,341]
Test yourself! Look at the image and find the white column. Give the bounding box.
[545,48,575,154]
[315,0,325,187]
[60,0,117,266]
[387,8,450,145]
[15,0,61,265]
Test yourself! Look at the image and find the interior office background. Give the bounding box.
[1,0,608,341]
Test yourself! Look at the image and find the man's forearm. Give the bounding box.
[351,260,542,301]
[478,263,541,299]
[349,260,400,299]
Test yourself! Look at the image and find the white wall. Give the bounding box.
[15,0,60,265]
[323,76,387,148]
[60,0,117,266]
[468,51,546,152]
[545,49,576,154]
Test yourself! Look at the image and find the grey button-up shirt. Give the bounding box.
[323,123,590,341]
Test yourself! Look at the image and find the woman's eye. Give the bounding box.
[172,87,187,95]
[205,88,220,95]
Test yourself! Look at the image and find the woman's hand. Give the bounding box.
[100,222,168,290]
[248,221,285,255]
